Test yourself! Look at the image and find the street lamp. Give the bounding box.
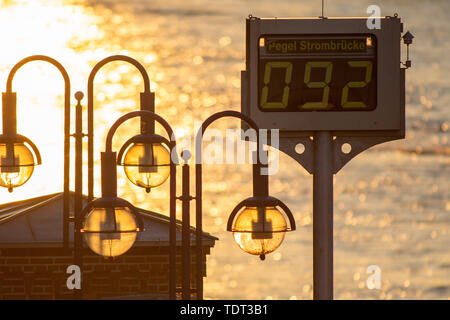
[80,150,144,258]
[114,110,295,299]
[226,152,295,261]
[228,199,294,261]
[1,85,42,193]
[0,134,40,193]
[82,199,140,258]
[117,133,171,193]
[0,56,71,191]
[2,55,296,300]
[0,55,71,246]
[69,55,155,286]
[113,109,297,298]
[1,54,155,297]
[80,110,176,259]
[194,111,296,299]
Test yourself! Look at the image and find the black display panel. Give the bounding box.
[258,36,377,112]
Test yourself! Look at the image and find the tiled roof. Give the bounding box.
[0,192,217,248]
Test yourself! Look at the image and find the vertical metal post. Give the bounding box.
[140,91,155,134]
[169,158,177,300]
[63,83,70,251]
[2,93,17,135]
[73,93,84,299]
[313,131,333,300]
[181,161,191,299]
[253,151,269,197]
[195,163,203,300]
[100,152,118,197]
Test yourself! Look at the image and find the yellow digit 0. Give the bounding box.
[299,61,333,110]
[260,61,292,109]
[341,61,373,109]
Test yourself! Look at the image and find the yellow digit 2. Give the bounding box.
[300,61,332,110]
[260,61,292,109]
[341,61,373,109]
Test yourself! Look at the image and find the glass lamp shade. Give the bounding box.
[122,142,170,192]
[83,206,138,258]
[232,206,287,260]
[0,142,36,192]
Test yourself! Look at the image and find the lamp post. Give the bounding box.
[71,55,155,298]
[1,54,156,299]
[80,110,178,298]
[2,56,296,301]
[0,55,72,247]
[194,111,296,299]
[106,110,295,300]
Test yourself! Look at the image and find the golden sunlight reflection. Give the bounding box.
[0,0,164,206]
[0,0,448,300]
[0,0,106,201]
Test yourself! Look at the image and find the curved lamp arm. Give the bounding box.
[194,110,260,163]
[6,55,71,93]
[87,55,153,201]
[105,110,175,152]
[87,55,150,94]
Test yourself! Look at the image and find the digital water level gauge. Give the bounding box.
[239,15,412,302]
[242,17,405,134]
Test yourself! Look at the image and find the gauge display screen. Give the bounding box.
[258,36,377,112]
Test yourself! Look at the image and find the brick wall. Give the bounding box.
[0,246,209,300]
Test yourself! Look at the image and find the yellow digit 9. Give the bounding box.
[260,61,293,109]
[341,61,373,109]
[299,61,333,110]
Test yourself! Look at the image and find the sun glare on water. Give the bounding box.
[0,0,157,202]
[0,0,449,300]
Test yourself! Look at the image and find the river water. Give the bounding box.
[0,0,448,299]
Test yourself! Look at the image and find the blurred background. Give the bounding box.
[0,0,448,299]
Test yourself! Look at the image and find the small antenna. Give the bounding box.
[319,0,327,19]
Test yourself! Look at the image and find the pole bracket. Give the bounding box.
[176,195,195,201]
[278,133,403,174]
[70,132,88,138]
